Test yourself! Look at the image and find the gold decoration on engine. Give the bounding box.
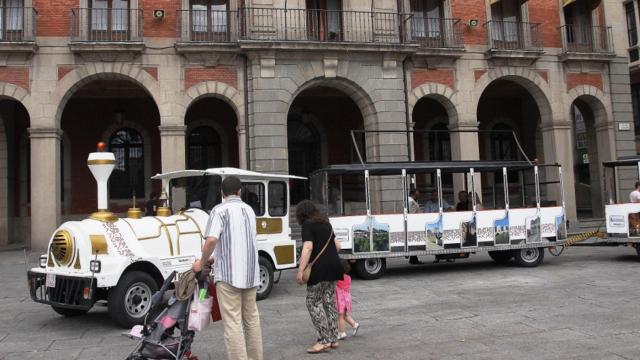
[51,230,74,266]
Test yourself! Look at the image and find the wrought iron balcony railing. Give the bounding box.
[485,20,541,51]
[177,9,238,43]
[0,7,36,42]
[406,16,463,49]
[70,8,143,42]
[240,7,402,44]
[560,24,613,54]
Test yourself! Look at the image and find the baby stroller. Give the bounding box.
[124,271,204,360]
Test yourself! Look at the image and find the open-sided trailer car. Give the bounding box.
[603,156,640,255]
[309,160,568,280]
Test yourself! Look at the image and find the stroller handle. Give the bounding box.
[151,271,177,306]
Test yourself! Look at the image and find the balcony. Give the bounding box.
[175,9,239,54]
[69,8,144,55]
[559,24,614,62]
[238,7,411,52]
[0,7,37,54]
[407,16,464,57]
[485,20,543,60]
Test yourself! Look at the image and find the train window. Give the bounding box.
[241,182,265,216]
[269,181,287,217]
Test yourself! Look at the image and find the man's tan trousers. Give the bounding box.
[216,281,263,360]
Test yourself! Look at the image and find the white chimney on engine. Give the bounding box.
[88,142,117,222]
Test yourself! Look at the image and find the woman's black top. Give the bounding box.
[302,219,343,287]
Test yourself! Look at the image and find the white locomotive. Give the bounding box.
[27,148,301,327]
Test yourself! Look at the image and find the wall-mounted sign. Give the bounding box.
[618,122,631,131]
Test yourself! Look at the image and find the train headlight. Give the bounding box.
[90,260,101,273]
[39,255,47,268]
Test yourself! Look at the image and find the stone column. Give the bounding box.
[541,121,577,222]
[449,120,481,200]
[237,124,247,169]
[29,128,62,251]
[159,125,186,173]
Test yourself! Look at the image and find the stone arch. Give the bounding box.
[566,85,611,127]
[101,121,154,202]
[51,64,163,128]
[183,81,245,125]
[408,83,458,124]
[287,76,378,132]
[473,68,554,124]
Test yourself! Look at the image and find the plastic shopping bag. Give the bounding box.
[188,285,212,331]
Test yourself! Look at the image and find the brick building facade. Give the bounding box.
[0,0,633,250]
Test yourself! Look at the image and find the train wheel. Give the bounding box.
[108,271,158,328]
[354,258,386,280]
[635,244,640,257]
[513,247,544,267]
[488,250,513,265]
[256,256,274,301]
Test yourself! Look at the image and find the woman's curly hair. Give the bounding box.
[295,200,329,225]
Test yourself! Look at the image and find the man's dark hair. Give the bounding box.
[636,182,640,189]
[409,189,417,196]
[222,176,242,196]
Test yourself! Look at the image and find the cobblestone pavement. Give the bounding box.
[2,247,640,360]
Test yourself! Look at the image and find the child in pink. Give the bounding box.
[336,262,360,340]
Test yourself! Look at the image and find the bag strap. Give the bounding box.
[306,230,334,269]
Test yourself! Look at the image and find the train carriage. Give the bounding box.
[309,160,568,279]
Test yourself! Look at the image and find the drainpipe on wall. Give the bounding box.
[243,54,251,170]
[403,57,412,162]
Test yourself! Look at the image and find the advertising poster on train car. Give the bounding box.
[494,214,510,245]
[425,216,443,250]
[461,217,478,248]
[526,216,542,244]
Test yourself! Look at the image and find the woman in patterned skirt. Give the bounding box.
[295,200,344,353]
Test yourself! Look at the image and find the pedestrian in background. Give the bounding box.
[192,176,263,360]
[336,261,360,340]
[296,200,344,353]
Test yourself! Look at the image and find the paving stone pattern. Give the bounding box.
[1,247,640,359]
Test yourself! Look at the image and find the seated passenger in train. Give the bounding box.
[408,189,420,213]
[424,190,453,213]
[455,191,468,211]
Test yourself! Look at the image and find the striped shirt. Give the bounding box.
[205,195,259,289]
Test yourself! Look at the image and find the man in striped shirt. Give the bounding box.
[192,175,263,360]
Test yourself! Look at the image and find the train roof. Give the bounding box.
[152,167,307,182]
[603,156,640,168]
[311,160,559,176]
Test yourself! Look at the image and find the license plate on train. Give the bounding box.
[45,273,56,288]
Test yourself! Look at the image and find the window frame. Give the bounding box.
[241,182,266,216]
[268,181,288,217]
[0,0,23,41]
[409,0,445,46]
[89,0,130,40]
[189,0,230,42]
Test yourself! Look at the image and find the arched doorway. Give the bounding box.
[412,96,452,205]
[60,78,161,216]
[477,79,542,208]
[571,97,605,218]
[0,100,29,246]
[185,97,238,170]
[287,85,365,204]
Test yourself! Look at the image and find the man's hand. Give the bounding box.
[192,259,202,273]
[296,271,304,286]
